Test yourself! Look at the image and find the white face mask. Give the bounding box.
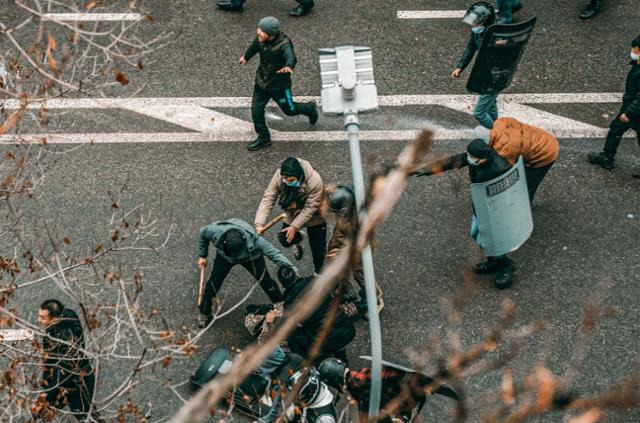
[631,51,640,62]
[467,155,481,166]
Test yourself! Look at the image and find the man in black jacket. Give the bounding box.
[280,266,355,364]
[413,140,517,289]
[451,2,505,130]
[588,36,640,173]
[240,17,318,151]
[33,299,100,422]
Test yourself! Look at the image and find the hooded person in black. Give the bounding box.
[412,139,517,289]
[34,300,101,422]
[279,266,355,364]
[239,17,318,151]
[588,35,640,174]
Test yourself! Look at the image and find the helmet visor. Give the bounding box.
[462,11,481,25]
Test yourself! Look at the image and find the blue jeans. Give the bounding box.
[496,0,520,23]
[474,93,499,129]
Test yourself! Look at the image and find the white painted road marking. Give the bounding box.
[0,93,628,143]
[397,10,466,19]
[41,13,142,21]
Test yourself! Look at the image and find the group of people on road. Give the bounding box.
[30,1,640,422]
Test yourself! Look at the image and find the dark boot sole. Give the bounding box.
[247,140,272,151]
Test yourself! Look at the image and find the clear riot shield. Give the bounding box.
[466,17,537,95]
[470,156,533,257]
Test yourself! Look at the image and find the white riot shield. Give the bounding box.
[470,156,533,257]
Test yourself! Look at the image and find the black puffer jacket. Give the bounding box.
[419,151,512,183]
[244,32,296,91]
[622,62,640,121]
[42,308,92,389]
[283,277,355,348]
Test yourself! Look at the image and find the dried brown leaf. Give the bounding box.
[114,70,129,85]
[85,1,97,11]
[568,409,602,423]
[535,367,555,412]
[47,35,56,52]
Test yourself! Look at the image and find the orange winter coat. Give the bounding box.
[489,118,559,168]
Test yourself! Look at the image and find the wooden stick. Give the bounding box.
[262,213,287,233]
[197,266,205,307]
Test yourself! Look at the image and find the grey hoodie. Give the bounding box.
[198,218,295,270]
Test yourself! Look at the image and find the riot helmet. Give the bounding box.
[277,265,298,290]
[317,358,348,392]
[462,2,496,27]
[328,185,356,217]
[288,368,321,405]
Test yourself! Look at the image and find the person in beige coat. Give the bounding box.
[255,157,327,273]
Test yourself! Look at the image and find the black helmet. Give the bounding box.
[462,1,495,27]
[222,229,247,260]
[328,185,356,216]
[317,358,348,392]
[288,368,321,405]
[277,265,298,290]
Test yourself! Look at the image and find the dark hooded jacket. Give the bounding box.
[243,32,296,92]
[42,308,92,390]
[417,148,512,183]
[283,276,355,352]
[622,61,640,121]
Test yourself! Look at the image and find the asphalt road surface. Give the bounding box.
[3,0,640,421]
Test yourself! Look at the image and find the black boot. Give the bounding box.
[579,0,602,19]
[247,136,272,151]
[494,260,516,290]
[473,257,505,274]
[217,0,244,12]
[289,2,314,17]
[587,151,614,169]
[308,101,318,125]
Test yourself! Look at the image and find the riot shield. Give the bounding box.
[466,17,537,94]
[470,156,533,257]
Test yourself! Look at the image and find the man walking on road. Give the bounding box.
[413,140,521,289]
[452,2,504,129]
[32,300,101,422]
[197,218,295,327]
[588,35,640,174]
[240,17,318,151]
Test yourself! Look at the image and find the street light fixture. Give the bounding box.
[318,45,382,418]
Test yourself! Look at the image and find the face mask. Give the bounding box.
[471,26,485,34]
[631,51,640,61]
[283,179,301,187]
[467,155,481,166]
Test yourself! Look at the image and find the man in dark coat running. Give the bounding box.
[32,300,101,422]
[240,17,318,151]
[588,35,640,175]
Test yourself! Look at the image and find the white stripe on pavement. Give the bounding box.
[0,93,627,143]
[0,93,623,110]
[41,13,142,21]
[397,10,466,19]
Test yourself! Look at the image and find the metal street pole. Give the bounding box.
[318,45,382,417]
[345,114,382,417]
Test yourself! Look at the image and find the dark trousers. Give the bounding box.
[199,254,283,315]
[524,162,554,201]
[251,84,314,140]
[42,373,98,422]
[282,222,327,273]
[295,0,315,8]
[603,115,640,158]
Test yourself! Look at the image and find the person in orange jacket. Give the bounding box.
[471,117,559,201]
